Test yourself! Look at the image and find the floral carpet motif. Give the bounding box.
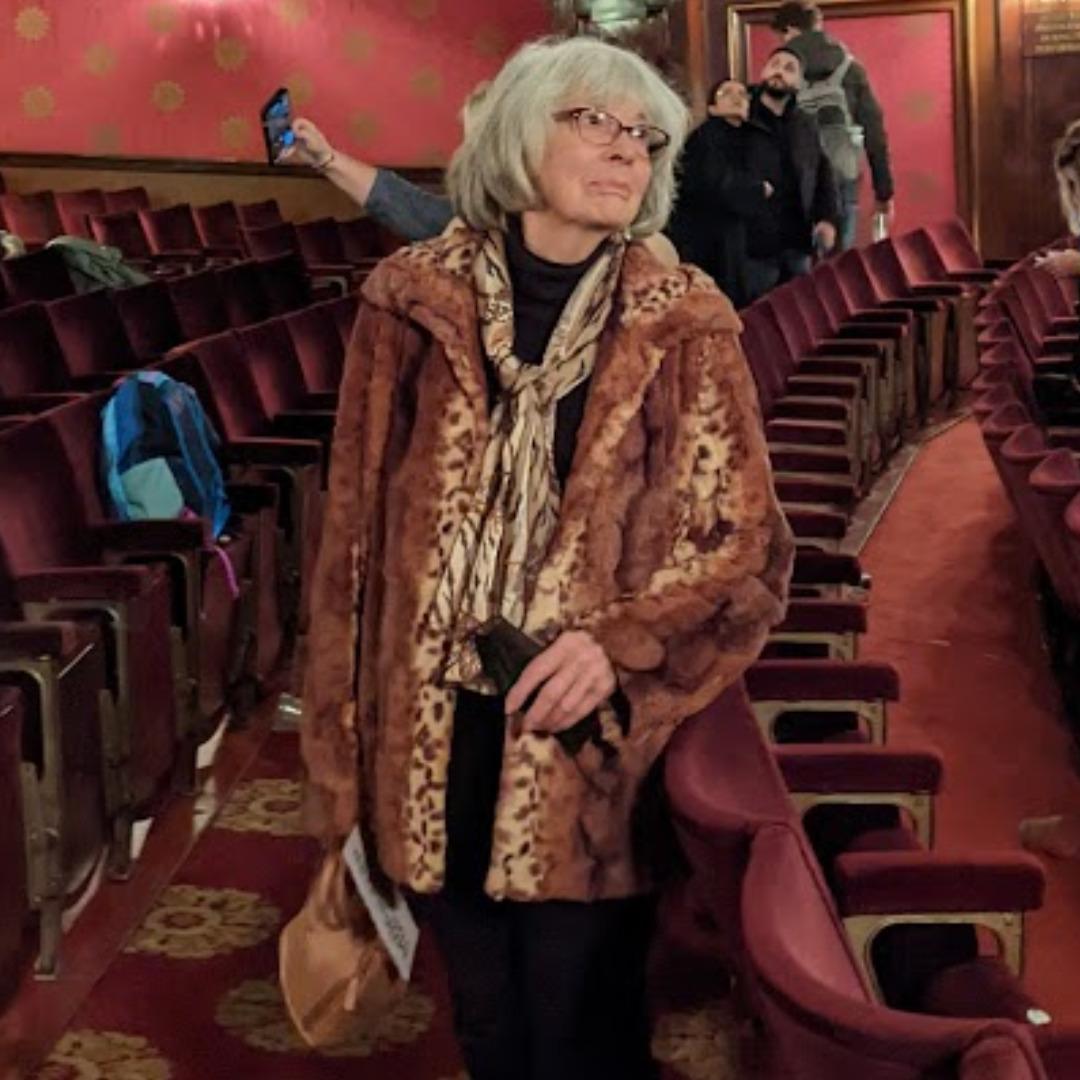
[34,1030,172,1080]
[212,778,303,837]
[33,734,737,1079]
[123,884,280,960]
[215,977,436,1058]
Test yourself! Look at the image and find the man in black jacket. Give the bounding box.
[772,1,894,249]
[668,79,775,308]
[740,46,838,301]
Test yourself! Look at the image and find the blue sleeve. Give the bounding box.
[365,169,455,242]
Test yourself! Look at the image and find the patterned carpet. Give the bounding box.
[32,733,737,1079]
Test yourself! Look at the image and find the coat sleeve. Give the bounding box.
[678,126,770,218]
[365,169,455,242]
[576,328,794,729]
[299,300,403,839]
[811,139,840,230]
[846,62,894,203]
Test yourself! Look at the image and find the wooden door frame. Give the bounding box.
[722,0,979,244]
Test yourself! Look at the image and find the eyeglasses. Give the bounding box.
[552,107,671,157]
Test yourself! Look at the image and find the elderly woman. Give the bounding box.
[301,35,792,1080]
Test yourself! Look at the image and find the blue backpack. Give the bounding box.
[101,372,232,539]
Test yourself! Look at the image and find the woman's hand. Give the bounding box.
[1036,249,1080,279]
[279,117,334,169]
[505,631,616,735]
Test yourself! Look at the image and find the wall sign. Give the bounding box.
[1023,0,1080,57]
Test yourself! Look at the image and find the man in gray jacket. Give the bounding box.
[771,1,894,249]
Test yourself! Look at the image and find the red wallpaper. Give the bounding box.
[748,11,958,242]
[0,0,550,165]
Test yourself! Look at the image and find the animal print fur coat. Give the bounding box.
[301,226,794,903]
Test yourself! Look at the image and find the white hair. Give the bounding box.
[446,36,690,238]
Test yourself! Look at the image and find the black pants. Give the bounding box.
[411,694,660,1080]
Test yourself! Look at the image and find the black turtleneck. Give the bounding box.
[488,216,606,485]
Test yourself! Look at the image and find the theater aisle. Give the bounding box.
[25,732,734,1080]
[860,417,1080,1020]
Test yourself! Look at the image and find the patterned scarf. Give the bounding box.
[430,225,626,692]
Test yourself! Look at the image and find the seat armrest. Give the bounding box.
[15,565,156,602]
[834,850,1045,916]
[791,551,866,587]
[0,393,81,414]
[746,659,901,702]
[91,519,208,552]
[777,599,867,634]
[776,745,943,794]
[270,411,336,439]
[223,436,322,467]
[226,482,279,514]
[0,620,96,658]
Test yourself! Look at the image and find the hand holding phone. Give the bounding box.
[261,87,295,165]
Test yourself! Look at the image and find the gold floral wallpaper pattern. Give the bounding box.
[3,0,549,163]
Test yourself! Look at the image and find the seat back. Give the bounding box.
[836,248,886,311]
[215,260,271,327]
[139,204,201,254]
[103,186,150,214]
[89,211,153,260]
[0,416,94,571]
[925,219,984,274]
[168,269,230,340]
[170,331,272,439]
[0,191,62,246]
[284,300,345,392]
[46,290,139,378]
[296,217,347,264]
[330,292,359,347]
[113,279,183,362]
[339,216,393,260]
[242,221,298,260]
[55,189,107,239]
[193,201,242,251]
[0,302,71,396]
[256,251,312,315]
[0,247,74,304]
[237,199,283,230]
[236,318,311,417]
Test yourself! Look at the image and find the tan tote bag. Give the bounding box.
[278,848,406,1048]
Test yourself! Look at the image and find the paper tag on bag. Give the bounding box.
[342,825,419,983]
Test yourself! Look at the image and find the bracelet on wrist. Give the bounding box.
[317,150,336,171]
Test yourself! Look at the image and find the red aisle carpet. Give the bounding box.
[29,730,734,1080]
[860,418,1080,1021]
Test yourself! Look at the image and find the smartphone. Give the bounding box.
[261,87,295,165]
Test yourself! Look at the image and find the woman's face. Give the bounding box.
[533,96,655,237]
[709,80,750,123]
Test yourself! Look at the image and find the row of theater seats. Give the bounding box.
[664,221,1080,1076]
[0,279,357,1003]
[0,250,344,408]
[0,210,1022,1058]
[0,183,399,308]
[971,246,1080,720]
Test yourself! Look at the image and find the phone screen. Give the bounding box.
[261,88,294,164]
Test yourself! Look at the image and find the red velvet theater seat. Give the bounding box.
[55,188,107,239]
[112,279,184,362]
[0,684,28,1002]
[255,252,314,316]
[168,268,230,341]
[46,290,140,382]
[0,418,180,875]
[330,293,359,348]
[0,191,62,248]
[0,302,95,403]
[194,201,243,254]
[236,199,283,230]
[236,318,338,420]
[0,620,112,978]
[103,186,150,214]
[283,299,346,393]
[0,248,75,305]
[139,203,207,260]
[215,259,271,328]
